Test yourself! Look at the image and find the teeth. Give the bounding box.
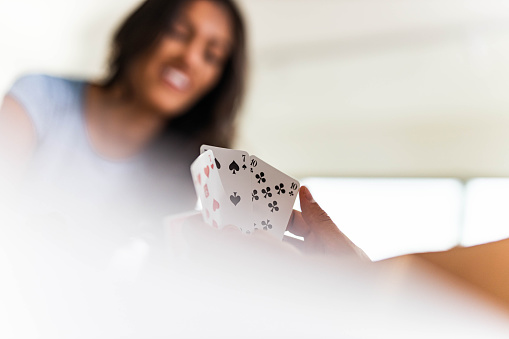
[163,68,190,91]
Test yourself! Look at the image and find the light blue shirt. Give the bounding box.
[7,74,197,235]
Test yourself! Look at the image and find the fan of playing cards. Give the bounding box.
[190,145,301,240]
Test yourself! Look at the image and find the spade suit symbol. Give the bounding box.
[215,158,221,169]
[229,161,240,174]
[230,192,241,206]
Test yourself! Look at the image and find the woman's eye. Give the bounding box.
[204,51,224,66]
[169,25,190,41]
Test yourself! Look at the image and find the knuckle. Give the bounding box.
[315,210,332,223]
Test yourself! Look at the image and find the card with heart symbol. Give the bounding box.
[190,150,225,229]
[200,145,253,233]
[192,146,300,239]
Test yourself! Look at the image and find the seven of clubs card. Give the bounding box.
[192,145,300,240]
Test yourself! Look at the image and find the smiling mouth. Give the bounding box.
[162,67,191,92]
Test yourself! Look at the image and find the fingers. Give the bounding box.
[286,210,310,237]
[282,235,305,252]
[222,224,240,233]
[299,186,336,232]
[299,186,359,256]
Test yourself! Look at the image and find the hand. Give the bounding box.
[285,186,367,258]
[167,211,300,262]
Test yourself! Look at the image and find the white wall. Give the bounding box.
[237,0,509,178]
[0,0,142,87]
[2,0,509,178]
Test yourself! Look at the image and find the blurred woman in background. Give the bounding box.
[0,0,356,261]
[0,0,246,234]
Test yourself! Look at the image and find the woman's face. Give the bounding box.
[129,0,234,115]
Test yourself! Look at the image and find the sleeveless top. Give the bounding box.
[7,74,197,237]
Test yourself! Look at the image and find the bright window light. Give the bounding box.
[298,178,463,261]
[461,178,509,247]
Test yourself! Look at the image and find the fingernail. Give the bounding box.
[303,186,316,203]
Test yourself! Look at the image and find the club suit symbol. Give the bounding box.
[252,190,259,201]
[275,183,285,195]
[262,187,272,198]
[268,201,279,212]
[261,220,272,230]
[255,172,266,184]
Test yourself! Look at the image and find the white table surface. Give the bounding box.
[2,223,509,339]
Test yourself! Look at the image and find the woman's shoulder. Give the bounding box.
[7,74,87,140]
[9,73,84,99]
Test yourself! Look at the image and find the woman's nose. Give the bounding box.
[181,40,204,70]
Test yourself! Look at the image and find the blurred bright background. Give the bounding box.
[3,0,509,178]
[3,0,509,257]
[5,3,509,337]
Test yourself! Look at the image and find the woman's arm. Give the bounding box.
[416,240,509,306]
[0,95,36,169]
[0,95,37,200]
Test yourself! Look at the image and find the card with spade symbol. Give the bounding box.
[200,145,253,233]
[190,150,225,230]
[250,155,301,240]
[191,146,300,239]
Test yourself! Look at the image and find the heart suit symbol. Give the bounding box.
[213,199,220,212]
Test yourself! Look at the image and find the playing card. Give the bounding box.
[190,150,225,229]
[250,156,300,240]
[200,145,253,233]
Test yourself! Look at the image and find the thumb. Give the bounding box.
[299,186,365,257]
[299,186,336,231]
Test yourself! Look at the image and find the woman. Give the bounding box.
[0,0,359,259]
[0,0,246,231]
